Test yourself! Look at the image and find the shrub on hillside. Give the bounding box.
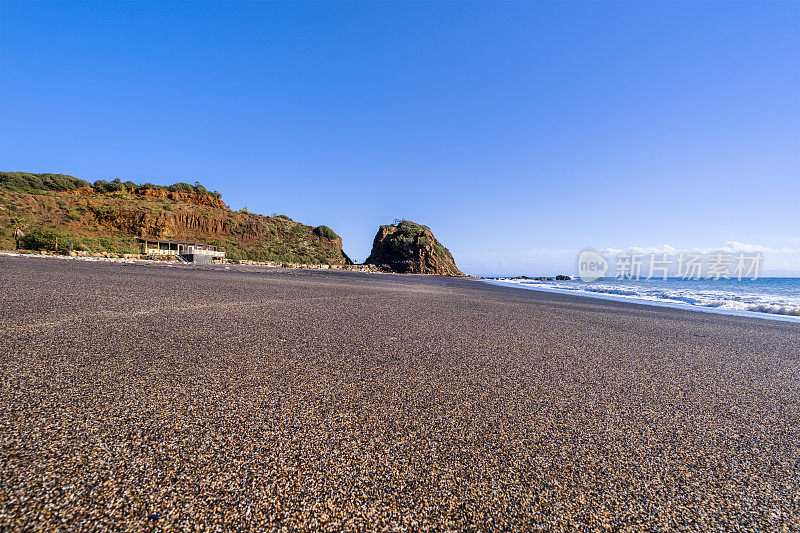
[313,225,339,240]
[20,228,137,253]
[92,179,126,194]
[139,183,166,191]
[20,228,60,250]
[167,182,195,193]
[0,172,90,193]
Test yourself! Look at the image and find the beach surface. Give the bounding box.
[1,256,798,530]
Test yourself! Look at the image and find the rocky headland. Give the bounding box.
[1,173,465,275]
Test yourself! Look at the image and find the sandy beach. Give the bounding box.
[1,255,798,530]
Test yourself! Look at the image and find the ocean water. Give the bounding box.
[485,277,800,322]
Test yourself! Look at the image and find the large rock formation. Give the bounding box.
[365,220,464,276]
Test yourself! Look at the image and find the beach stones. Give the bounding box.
[0,256,798,530]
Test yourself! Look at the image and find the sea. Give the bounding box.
[484,276,800,322]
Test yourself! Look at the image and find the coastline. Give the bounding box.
[484,278,800,323]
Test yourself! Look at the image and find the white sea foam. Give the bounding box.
[486,277,800,320]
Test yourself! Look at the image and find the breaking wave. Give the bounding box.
[486,277,800,320]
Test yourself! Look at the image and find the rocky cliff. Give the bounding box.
[365,220,464,276]
[0,172,351,265]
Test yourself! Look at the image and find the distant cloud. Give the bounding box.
[722,241,800,254]
[600,242,800,256]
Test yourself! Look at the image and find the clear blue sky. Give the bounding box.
[1,1,798,275]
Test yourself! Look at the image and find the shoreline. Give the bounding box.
[4,250,793,323]
[484,278,800,324]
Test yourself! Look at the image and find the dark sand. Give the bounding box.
[1,256,798,530]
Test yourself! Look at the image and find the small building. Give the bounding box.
[138,238,225,264]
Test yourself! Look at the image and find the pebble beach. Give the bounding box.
[1,255,798,530]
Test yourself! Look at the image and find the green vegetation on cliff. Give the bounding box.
[0,172,90,194]
[313,225,339,240]
[19,228,140,255]
[0,171,221,198]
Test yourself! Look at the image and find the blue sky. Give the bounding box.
[1,1,798,276]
